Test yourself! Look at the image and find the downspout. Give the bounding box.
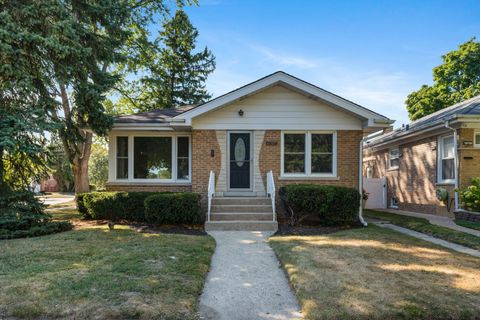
[359,136,368,226]
[444,120,459,211]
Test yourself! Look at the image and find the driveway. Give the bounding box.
[199,231,302,320]
[37,193,75,206]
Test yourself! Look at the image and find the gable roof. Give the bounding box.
[366,94,480,148]
[172,71,393,128]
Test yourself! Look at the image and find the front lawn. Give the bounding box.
[364,210,480,251]
[455,219,480,231]
[270,226,480,320]
[0,219,215,319]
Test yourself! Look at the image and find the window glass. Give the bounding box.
[389,148,399,168]
[116,137,128,179]
[311,134,333,173]
[177,137,190,180]
[134,137,172,179]
[440,136,455,181]
[284,134,305,173]
[475,133,480,146]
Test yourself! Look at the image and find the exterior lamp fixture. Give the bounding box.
[238,109,244,117]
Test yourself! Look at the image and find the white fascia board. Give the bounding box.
[172,72,392,125]
[111,124,175,131]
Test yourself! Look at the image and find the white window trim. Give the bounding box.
[474,131,480,148]
[437,134,455,185]
[388,147,400,170]
[280,131,337,178]
[112,132,192,184]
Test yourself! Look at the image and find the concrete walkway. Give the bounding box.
[381,208,480,237]
[371,221,480,258]
[199,231,302,320]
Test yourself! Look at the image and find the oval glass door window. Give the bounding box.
[234,138,246,167]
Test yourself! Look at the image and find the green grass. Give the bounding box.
[364,210,480,251]
[48,207,82,221]
[455,219,480,231]
[0,224,215,319]
[270,226,480,320]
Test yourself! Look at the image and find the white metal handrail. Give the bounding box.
[266,170,276,221]
[207,171,215,222]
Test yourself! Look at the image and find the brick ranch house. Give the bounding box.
[106,71,392,230]
[363,95,480,219]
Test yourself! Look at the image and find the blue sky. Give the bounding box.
[177,0,480,127]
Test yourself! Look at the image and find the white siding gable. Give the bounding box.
[191,85,363,130]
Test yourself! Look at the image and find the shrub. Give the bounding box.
[81,192,153,221]
[457,177,480,212]
[144,193,201,224]
[284,184,360,226]
[0,190,73,239]
[76,193,88,216]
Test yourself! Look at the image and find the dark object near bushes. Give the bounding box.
[0,190,73,240]
[144,193,201,224]
[283,184,360,226]
[78,191,202,224]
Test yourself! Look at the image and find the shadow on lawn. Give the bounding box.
[271,227,480,320]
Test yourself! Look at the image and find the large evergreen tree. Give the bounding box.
[118,10,215,111]
[1,0,177,194]
[406,38,480,121]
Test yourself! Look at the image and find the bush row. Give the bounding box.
[284,184,360,226]
[76,191,201,224]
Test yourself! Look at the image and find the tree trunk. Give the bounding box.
[72,131,93,194]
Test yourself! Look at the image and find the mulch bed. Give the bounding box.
[70,219,207,236]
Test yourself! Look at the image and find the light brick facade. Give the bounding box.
[364,127,480,216]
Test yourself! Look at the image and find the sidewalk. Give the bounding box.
[371,221,480,258]
[380,208,480,237]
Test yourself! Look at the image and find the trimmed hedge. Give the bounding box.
[284,184,360,226]
[144,193,201,224]
[77,191,201,224]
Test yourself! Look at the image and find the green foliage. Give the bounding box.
[457,177,480,212]
[88,141,108,190]
[79,191,201,224]
[406,38,480,120]
[47,139,74,192]
[117,10,216,112]
[0,191,72,240]
[144,192,201,224]
[284,184,360,226]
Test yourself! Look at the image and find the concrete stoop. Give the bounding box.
[205,197,278,231]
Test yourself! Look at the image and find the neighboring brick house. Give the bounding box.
[106,71,392,230]
[363,95,480,217]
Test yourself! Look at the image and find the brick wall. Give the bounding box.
[259,130,363,216]
[106,184,191,192]
[363,135,455,216]
[458,128,480,189]
[191,130,222,199]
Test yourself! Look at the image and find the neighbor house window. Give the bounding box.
[475,132,480,148]
[116,137,128,179]
[438,135,455,183]
[388,148,399,169]
[282,131,336,177]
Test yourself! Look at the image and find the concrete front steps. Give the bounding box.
[205,197,278,231]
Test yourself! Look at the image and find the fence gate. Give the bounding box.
[363,177,387,209]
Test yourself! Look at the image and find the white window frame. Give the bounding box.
[280,131,337,178]
[388,147,400,170]
[437,134,455,184]
[475,131,480,148]
[112,132,191,184]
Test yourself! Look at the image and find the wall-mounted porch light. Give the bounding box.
[238,109,244,117]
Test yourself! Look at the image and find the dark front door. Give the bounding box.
[229,132,251,189]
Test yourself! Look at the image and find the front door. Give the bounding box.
[229,132,251,189]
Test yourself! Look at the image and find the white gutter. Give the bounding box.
[444,120,459,211]
[358,136,368,226]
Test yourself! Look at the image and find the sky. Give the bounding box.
[174,0,480,127]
